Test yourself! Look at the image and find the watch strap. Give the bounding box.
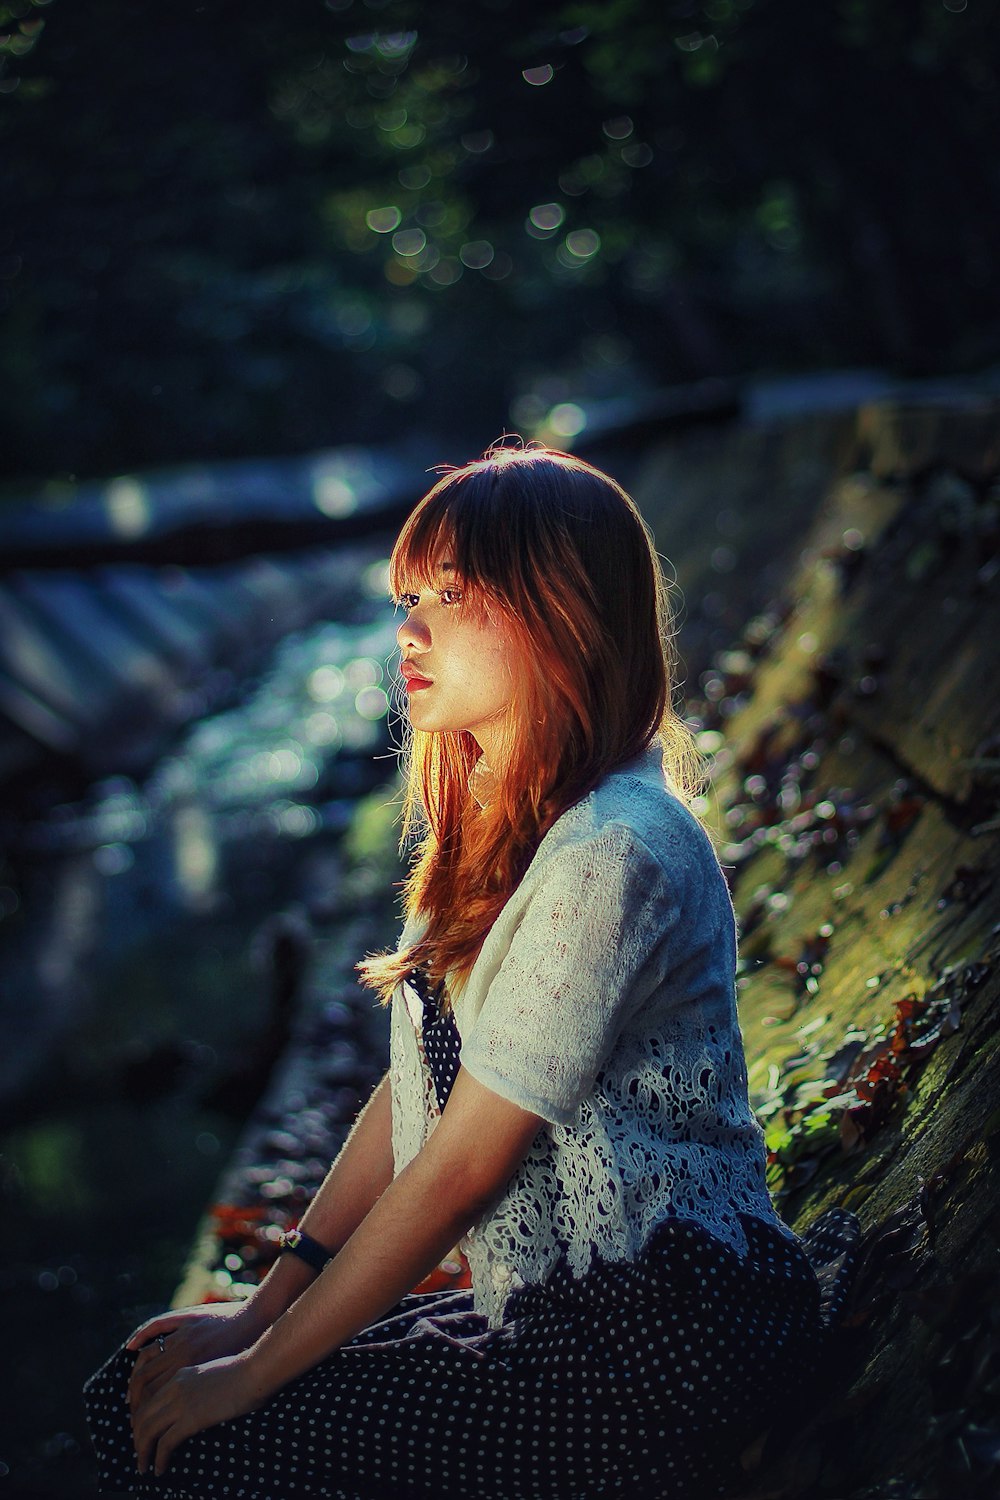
[278,1228,333,1274]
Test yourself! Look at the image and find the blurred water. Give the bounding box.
[0,579,402,1495]
[2,600,400,1083]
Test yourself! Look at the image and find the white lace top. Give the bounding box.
[388,743,791,1327]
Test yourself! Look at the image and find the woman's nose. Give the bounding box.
[396,608,431,652]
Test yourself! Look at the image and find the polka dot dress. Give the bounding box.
[84,984,856,1499]
[415,971,462,1113]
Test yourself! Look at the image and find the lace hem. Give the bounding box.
[462,1093,790,1328]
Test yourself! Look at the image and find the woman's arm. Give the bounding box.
[127,1071,395,1387]
[132,1067,542,1475]
[249,1068,397,1325]
[247,1067,541,1388]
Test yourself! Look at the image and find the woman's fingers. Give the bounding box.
[129,1316,213,1394]
[152,1421,184,1477]
[128,1352,153,1411]
[132,1397,158,1474]
[126,1309,188,1352]
[133,1382,184,1475]
[127,1303,219,1351]
[128,1334,182,1411]
[127,1304,256,1373]
[132,1364,172,1412]
[132,1354,256,1477]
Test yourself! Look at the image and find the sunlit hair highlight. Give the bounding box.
[358,443,701,1004]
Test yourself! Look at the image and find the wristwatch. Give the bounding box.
[277,1228,333,1274]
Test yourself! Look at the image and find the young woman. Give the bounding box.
[86,445,844,1499]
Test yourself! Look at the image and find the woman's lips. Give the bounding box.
[400,662,433,691]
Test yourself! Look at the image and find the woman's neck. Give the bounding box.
[468,756,496,809]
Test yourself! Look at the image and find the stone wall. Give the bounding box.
[177,399,1000,1498]
[624,400,1000,1498]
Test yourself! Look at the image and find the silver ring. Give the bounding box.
[157,1334,166,1355]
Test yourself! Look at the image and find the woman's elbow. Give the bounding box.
[423,1149,510,1228]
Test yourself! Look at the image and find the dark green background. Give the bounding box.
[2,0,998,484]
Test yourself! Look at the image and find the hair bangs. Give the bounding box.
[388,487,456,599]
[389,467,520,620]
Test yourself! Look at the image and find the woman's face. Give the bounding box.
[394,562,516,764]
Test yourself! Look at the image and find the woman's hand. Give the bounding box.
[127,1301,266,1416]
[130,1351,263,1477]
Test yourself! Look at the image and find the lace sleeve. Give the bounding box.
[459,824,676,1126]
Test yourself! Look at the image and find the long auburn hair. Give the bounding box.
[358,444,700,1004]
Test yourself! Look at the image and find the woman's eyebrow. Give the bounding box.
[428,561,462,586]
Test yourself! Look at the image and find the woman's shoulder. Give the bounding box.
[557,743,715,872]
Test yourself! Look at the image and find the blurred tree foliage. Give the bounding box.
[1,0,998,480]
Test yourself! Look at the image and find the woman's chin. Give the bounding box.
[405,703,440,733]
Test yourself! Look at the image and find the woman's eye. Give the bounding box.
[394,586,462,609]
